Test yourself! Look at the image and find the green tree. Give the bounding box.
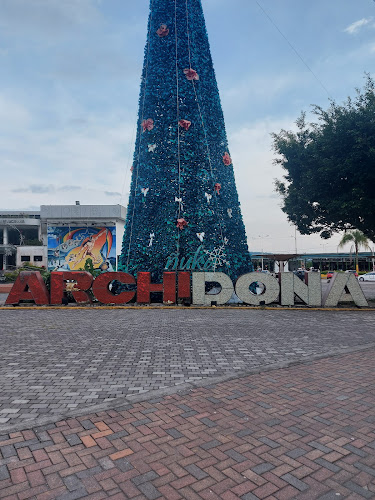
[273,75,375,241]
[338,229,371,272]
[80,258,101,277]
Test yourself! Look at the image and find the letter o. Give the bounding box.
[235,272,280,305]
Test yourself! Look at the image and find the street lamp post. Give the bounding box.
[259,234,269,271]
[251,234,270,271]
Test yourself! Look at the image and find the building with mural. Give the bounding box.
[0,204,126,272]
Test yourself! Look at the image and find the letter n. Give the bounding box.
[280,272,321,306]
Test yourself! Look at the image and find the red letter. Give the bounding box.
[50,272,93,304]
[92,272,136,304]
[137,272,176,303]
[178,272,191,300]
[163,272,176,303]
[5,272,49,305]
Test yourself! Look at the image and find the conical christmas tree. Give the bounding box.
[119,0,252,279]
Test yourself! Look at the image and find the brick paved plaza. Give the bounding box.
[0,309,374,498]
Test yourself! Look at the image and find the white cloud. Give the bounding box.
[0,94,135,209]
[0,95,31,129]
[0,0,102,38]
[228,117,344,254]
[344,18,373,35]
[222,74,297,103]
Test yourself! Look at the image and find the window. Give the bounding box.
[21,256,31,262]
[34,256,43,262]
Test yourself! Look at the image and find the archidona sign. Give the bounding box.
[5,270,369,307]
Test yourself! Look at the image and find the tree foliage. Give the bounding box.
[338,229,371,271]
[273,75,375,242]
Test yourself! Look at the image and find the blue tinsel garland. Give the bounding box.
[119,0,253,280]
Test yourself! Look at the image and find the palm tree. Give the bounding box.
[338,230,372,273]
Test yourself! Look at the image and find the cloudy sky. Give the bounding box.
[1,0,375,254]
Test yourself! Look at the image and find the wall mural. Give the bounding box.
[47,226,116,271]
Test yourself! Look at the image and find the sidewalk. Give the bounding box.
[0,348,374,499]
[0,309,375,430]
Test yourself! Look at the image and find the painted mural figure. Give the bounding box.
[67,229,107,269]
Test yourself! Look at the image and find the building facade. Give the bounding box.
[251,252,375,273]
[0,211,43,271]
[0,204,126,272]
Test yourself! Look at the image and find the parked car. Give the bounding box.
[345,270,358,278]
[358,272,375,282]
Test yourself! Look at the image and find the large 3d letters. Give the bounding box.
[5,272,49,305]
[323,273,368,307]
[235,272,280,305]
[280,272,321,306]
[192,272,234,305]
[50,272,93,305]
[92,272,136,304]
[136,272,176,303]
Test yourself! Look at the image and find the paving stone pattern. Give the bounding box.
[0,349,374,499]
[0,310,375,429]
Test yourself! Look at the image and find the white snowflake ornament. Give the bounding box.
[148,232,155,247]
[204,244,230,271]
[205,192,212,204]
[175,197,183,210]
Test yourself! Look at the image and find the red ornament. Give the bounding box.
[179,119,191,131]
[177,218,188,230]
[223,152,232,166]
[157,24,169,37]
[142,118,154,132]
[184,68,199,81]
[130,165,134,172]
[214,183,221,195]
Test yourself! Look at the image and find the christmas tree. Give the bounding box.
[119,0,252,279]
